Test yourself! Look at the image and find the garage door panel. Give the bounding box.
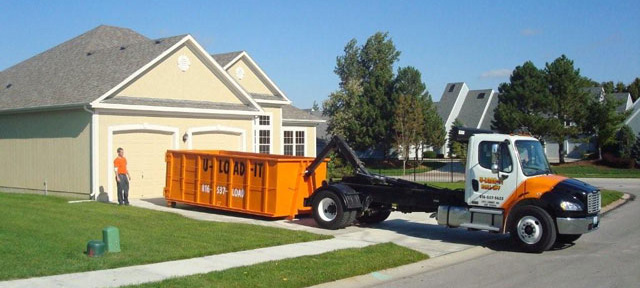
[192,132,241,150]
[113,131,172,199]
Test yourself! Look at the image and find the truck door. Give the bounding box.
[466,140,518,208]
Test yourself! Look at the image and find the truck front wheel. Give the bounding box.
[509,205,557,253]
[312,190,351,230]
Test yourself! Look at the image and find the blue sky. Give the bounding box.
[1,0,639,108]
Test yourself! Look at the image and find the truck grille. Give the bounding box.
[587,191,601,214]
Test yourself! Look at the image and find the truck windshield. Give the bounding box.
[515,140,551,176]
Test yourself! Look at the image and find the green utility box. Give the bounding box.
[102,226,121,252]
[87,240,106,257]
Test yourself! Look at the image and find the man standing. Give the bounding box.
[114,147,131,206]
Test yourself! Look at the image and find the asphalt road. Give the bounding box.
[371,178,640,288]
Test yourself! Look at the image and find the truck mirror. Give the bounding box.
[491,143,500,174]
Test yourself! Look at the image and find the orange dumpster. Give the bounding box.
[164,150,327,219]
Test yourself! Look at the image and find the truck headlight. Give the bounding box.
[560,201,583,211]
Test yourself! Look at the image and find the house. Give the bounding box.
[625,98,640,135]
[434,82,498,156]
[0,25,323,201]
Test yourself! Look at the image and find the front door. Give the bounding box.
[466,140,518,208]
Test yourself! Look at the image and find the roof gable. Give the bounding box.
[110,44,246,106]
[216,51,291,104]
[458,89,494,129]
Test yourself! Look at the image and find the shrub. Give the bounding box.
[616,125,636,159]
[423,151,437,159]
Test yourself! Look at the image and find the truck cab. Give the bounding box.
[438,130,601,252]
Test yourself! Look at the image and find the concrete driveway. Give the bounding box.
[134,199,503,258]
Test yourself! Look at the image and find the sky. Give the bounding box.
[1,0,639,109]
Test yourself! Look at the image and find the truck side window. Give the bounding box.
[478,141,513,173]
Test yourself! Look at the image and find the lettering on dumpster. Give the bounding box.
[201,184,211,193]
[215,186,245,198]
[216,186,227,195]
[205,159,265,178]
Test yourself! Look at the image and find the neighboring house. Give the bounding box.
[434,82,498,156]
[625,98,640,135]
[0,25,323,201]
[611,92,634,113]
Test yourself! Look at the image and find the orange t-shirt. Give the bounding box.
[114,157,128,174]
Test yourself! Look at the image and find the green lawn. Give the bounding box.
[0,193,329,281]
[367,162,447,176]
[601,190,624,207]
[129,243,427,288]
[552,164,640,178]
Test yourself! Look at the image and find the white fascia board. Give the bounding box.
[625,106,640,125]
[92,103,265,117]
[229,51,293,103]
[90,36,190,106]
[222,52,245,70]
[184,36,263,112]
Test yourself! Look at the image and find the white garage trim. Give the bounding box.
[186,125,247,151]
[107,123,179,202]
[92,112,100,198]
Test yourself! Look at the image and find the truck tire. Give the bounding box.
[357,209,391,224]
[509,205,557,253]
[556,233,581,244]
[312,190,350,230]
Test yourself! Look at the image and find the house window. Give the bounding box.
[477,93,485,99]
[283,130,305,156]
[255,115,271,154]
[448,84,456,93]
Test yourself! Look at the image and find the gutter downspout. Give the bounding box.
[83,105,98,200]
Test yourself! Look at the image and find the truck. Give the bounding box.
[302,127,600,253]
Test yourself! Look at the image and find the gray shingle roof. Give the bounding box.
[250,93,286,101]
[480,92,499,130]
[211,51,243,67]
[0,25,185,112]
[303,109,329,139]
[435,82,465,121]
[457,89,494,129]
[610,92,632,113]
[282,105,324,121]
[102,96,258,111]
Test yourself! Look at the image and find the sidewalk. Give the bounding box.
[0,238,373,288]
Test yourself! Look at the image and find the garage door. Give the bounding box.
[191,132,242,150]
[113,131,173,199]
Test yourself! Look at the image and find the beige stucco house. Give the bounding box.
[0,25,323,201]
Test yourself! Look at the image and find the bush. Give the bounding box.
[631,133,640,166]
[616,125,636,159]
[423,151,437,159]
[601,152,636,169]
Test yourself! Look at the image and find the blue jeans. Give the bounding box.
[117,174,129,204]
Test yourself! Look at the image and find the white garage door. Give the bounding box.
[113,131,173,199]
[191,132,242,150]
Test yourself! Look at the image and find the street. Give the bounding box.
[370,178,639,288]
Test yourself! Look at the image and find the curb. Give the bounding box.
[309,246,494,288]
[600,193,633,216]
[311,192,632,288]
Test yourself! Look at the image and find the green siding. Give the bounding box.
[0,109,91,196]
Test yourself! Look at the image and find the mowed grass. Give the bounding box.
[552,163,640,178]
[601,190,624,207]
[129,243,427,288]
[0,193,329,281]
[366,162,447,176]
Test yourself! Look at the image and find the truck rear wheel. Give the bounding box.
[509,205,556,253]
[556,233,581,244]
[357,209,391,224]
[312,190,351,230]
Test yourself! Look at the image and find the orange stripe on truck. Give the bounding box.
[500,175,567,214]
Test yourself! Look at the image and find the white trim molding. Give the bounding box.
[93,103,264,117]
[282,118,325,125]
[186,125,247,151]
[106,123,179,202]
